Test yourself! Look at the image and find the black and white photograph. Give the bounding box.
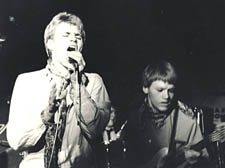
[0,0,225,168]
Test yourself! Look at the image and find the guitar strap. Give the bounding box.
[168,106,179,153]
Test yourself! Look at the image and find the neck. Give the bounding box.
[48,60,71,79]
[146,97,160,114]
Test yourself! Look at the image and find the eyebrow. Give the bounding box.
[155,84,175,89]
[62,32,70,35]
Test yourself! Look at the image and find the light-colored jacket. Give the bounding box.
[7,68,111,168]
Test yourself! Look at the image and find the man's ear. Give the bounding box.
[142,87,149,94]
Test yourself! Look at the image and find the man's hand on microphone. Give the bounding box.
[67,50,86,72]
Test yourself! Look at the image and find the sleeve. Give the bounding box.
[184,116,210,160]
[176,103,204,147]
[74,74,111,140]
[187,119,204,146]
[6,74,46,151]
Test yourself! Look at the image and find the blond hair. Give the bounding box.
[44,12,86,58]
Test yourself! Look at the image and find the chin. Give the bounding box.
[158,107,169,113]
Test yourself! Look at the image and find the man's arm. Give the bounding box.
[72,73,111,140]
[7,74,47,151]
[182,109,209,165]
[185,120,209,163]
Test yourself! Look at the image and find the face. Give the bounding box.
[47,22,84,69]
[143,80,175,113]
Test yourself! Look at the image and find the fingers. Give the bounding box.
[48,81,67,113]
[58,89,67,100]
[184,149,201,164]
[200,148,209,158]
[67,51,86,71]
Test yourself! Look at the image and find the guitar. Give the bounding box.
[147,139,207,168]
[146,123,225,168]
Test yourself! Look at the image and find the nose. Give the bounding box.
[162,90,169,99]
[70,35,77,43]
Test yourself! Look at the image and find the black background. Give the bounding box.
[1,0,225,120]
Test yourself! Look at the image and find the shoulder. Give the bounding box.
[177,100,195,119]
[14,69,47,88]
[175,101,203,144]
[84,72,103,82]
[16,68,46,81]
[11,69,48,98]
[84,72,105,87]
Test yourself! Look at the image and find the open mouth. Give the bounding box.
[67,46,76,51]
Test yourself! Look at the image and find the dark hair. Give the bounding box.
[142,59,178,88]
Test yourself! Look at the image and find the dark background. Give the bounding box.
[1,1,225,167]
[1,0,225,122]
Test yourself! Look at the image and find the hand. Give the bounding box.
[47,81,68,113]
[42,81,68,122]
[70,71,79,84]
[184,149,201,165]
[67,51,86,72]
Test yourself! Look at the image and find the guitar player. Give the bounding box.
[125,59,211,168]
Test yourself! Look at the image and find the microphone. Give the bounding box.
[68,57,78,70]
[67,47,79,71]
[67,47,82,84]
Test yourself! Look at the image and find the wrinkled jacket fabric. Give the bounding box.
[7,68,111,168]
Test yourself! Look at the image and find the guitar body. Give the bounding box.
[146,147,187,168]
[148,148,168,168]
[146,147,205,168]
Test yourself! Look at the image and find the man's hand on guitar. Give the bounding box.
[184,149,201,165]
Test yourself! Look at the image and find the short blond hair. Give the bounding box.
[44,12,86,58]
